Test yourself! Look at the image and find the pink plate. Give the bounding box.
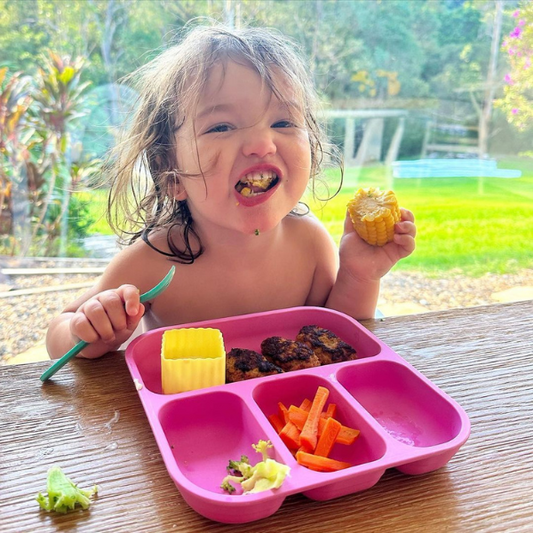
[125,306,470,524]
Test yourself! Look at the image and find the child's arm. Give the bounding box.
[44,245,157,360]
[325,208,416,319]
[306,208,416,320]
[45,283,145,360]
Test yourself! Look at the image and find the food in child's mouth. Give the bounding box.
[261,336,320,372]
[347,187,400,246]
[226,348,283,383]
[36,466,98,513]
[235,170,279,197]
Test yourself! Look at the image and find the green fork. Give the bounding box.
[40,266,176,382]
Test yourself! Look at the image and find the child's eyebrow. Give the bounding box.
[196,100,302,122]
[196,103,235,121]
[277,100,304,116]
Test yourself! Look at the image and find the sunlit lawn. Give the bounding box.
[306,158,533,276]
[78,157,533,276]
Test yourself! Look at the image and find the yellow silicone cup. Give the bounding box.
[161,328,226,394]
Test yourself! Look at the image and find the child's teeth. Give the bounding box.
[236,171,277,196]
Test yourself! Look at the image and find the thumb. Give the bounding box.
[126,304,145,330]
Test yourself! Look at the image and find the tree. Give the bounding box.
[495,2,533,132]
[478,0,503,156]
[31,51,91,255]
[0,68,33,252]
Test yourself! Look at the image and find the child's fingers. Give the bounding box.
[395,220,417,238]
[71,302,113,343]
[73,289,127,341]
[343,210,355,233]
[117,284,142,316]
[394,209,416,256]
[392,233,416,256]
[70,312,97,343]
[98,290,130,333]
[72,285,144,343]
[400,207,415,223]
[126,304,145,330]
[78,296,119,342]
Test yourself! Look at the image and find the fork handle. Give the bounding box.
[40,340,89,382]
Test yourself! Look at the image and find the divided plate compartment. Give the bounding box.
[125,306,470,524]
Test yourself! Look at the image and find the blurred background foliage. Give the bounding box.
[0,0,531,267]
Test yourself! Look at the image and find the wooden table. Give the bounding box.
[2,301,532,532]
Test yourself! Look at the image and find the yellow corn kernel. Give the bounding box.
[347,187,401,246]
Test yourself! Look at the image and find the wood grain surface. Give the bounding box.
[1,300,532,533]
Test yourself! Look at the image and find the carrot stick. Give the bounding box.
[299,386,329,451]
[278,402,290,424]
[299,398,312,411]
[279,420,301,450]
[324,403,337,419]
[288,405,359,445]
[336,425,360,445]
[296,451,352,472]
[314,417,342,458]
[268,413,285,434]
[288,405,308,430]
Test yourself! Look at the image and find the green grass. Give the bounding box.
[307,158,533,276]
[77,158,533,276]
[75,189,114,235]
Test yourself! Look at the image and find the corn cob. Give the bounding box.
[347,187,401,246]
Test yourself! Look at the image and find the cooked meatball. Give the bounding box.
[226,348,283,383]
[261,336,320,372]
[296,325,357,365]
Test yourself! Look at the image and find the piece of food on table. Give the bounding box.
[296,325,357,365]
[347,187,401,246]
[220,439,290,494]
[260,336,320,372]
[36,466,98,513]
[226,348,283,383]
[161,328,226,393]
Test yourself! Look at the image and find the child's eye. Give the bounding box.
[205,124,232,134]
[272,120,296,129]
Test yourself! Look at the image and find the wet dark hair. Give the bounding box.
[106,24,340,263]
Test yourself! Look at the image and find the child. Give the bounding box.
[46,25,416,360]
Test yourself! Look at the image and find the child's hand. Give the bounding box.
[338,208,416,283]
[69,284,145,358]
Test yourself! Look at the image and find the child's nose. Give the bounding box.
[241,127,277,158]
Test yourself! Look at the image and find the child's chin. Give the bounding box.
[241,224,267,236]
[247,226,263,236]
[240,215,285,236]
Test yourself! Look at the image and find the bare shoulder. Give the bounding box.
[284,211,337,254]
[283,211,339,306]
[95,237,176,294]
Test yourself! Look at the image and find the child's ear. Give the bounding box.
[168,178,187,201]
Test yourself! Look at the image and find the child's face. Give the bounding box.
[174,60,312,237]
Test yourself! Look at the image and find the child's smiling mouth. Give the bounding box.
[235,170,280,197]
